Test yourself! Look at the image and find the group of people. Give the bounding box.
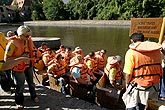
[0,25,164,110]
[35,43,112,94]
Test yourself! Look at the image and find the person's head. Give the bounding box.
[88,52,95,59]
[130,32,144,43]
[7,31,14,37]
[65,47,72,54]
[100,49,106,56]
[41,42,48,49]
[17,25,32,40]
[55,53,62,61]
[74,46,82,54]
[46,48,52,54]
[108,55,122,65]
[59,45,65,51]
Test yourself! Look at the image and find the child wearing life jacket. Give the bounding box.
[104,55,123,88]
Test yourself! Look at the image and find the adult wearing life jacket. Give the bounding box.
[63,47,74,73]
[48,53,67,77]
[47,53,70,94]
[95,49,107,72]
[4,25,39,109]
[104,55,122,88]
[34,49,46,72]
[42,48,56,67]
[122,33,162,110]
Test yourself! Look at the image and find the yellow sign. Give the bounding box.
[130,18,163,38]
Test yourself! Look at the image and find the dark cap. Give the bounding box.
[130,32,144,43]
[41,42,48,46]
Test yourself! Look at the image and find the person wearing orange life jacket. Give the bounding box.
[0,32,33,92]
[63,47,74,73]
[4,25,39,109]
[33,47,45,72]
[104,55,123,88]
[70,55,97,97]
[47,53,70,94]
[95,49,107,71]
[48,53,67,77]
[42,48,56,67]
[70,54,97,85]
[122,33,162,110]
[84,52,101,81]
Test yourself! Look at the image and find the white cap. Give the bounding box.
[17,25,32,36]
[108,55,121,65]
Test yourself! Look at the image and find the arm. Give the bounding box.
[109,67,117,87]
[123,49,134,89]
[125,73,131,88]
[1,57,33,71]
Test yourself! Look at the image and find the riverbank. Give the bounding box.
[24,20,130,27]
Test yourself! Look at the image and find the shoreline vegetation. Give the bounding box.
[23,20,130,27]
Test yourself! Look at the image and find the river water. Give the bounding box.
[1,25,130,67]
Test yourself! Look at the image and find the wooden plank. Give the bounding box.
[130,18,163,38]
[48,75,61,92]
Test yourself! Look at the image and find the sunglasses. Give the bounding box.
[24,35,29,38]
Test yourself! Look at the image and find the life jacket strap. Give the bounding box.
[133,63,161,70]
[132,73,160,78]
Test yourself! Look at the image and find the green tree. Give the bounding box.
[31,1,46,20]
[66,0,95,20]
[42,0,67,20]
[96,0,121,20]
[142,0,163,17]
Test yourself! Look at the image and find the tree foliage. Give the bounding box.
[30,0,165,20]
[31,1,46,20]
[42,0,67,20]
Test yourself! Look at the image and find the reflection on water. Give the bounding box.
[1,25,130,67]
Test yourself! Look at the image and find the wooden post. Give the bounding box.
[158,17,165,44]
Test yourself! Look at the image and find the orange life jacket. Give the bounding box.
[50,60,67,77]
[104,62,122,81]
[95,54,105,70]
[85,57,98,72]
[23,37,37,68]
[130,41,162,86]
[10,38,26,72]
[70,63,89,81]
